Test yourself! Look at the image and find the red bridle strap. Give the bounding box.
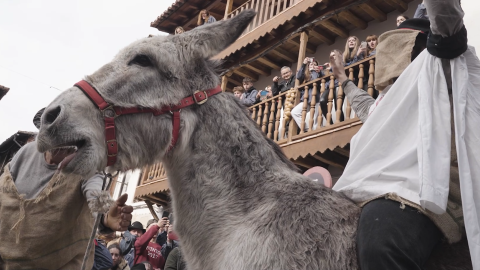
[74,80,222,166]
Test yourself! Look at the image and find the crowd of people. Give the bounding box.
[93,214,184,270]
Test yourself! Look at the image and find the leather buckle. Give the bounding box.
[102,105,118,119]
[193,90,208,105]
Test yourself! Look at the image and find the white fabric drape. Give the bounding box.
[333,47,480,269]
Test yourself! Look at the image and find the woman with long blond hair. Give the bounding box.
[343,36,364,66]
[175,26,185,35]
[197,10,216,26]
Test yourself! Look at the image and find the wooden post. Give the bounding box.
[221,75,228,92]
[308,82,317,131]
[145,200,160,221]
[224,0,234,19]
[326,75,335,125]
[300,85,309,134]
[274,96,282,141]
[295,32,308,88]
[316,79,326,128]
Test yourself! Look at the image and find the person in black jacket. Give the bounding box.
[271,67,295,96]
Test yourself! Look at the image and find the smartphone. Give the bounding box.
[162,211,170,219]
[260,90,268,96]
[360,41,367,49]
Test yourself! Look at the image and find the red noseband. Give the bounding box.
[74,80,222,167]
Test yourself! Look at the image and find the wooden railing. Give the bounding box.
[249,56,376,143]
[226,0,301,36]
[139,162,168,186]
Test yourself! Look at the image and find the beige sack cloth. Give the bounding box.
[374,29,420,91]
[0,165,94,270]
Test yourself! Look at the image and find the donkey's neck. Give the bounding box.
[162,93,297,226]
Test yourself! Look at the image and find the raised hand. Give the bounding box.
[329,50,348,84]
[104,194,133,231]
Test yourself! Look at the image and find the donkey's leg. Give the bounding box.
[357,199,442,270]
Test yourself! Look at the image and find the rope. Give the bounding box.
[80,171,116,270]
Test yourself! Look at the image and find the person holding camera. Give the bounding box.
[291,57,324,131]
[133,218,168,270]
[271,66,295,96]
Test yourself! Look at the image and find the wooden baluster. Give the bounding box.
[336,80,344,123]
[154,163,160,179]
[283,0,288,11]
[257,104,263,127]
[160,163,165,177]
[270,0,276,18]
[268,98,276,139]
[316,79,325,128]
[251,107,256,120]
[299,86,309,134]
[262,102,269,133]
[147,165,153,179]
[274,96,282,141]
[358,64,364,90]
[281,91,294,139]
[309,82,318,131]
[368,59,375,97]
[260,0,269,25]
[254,0,261,29]
[326,75,335,125]
[345,67,354,120]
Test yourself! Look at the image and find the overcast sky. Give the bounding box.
[0,0,176,142]
[1,1,479,143]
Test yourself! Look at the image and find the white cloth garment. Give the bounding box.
[333,47,480,269]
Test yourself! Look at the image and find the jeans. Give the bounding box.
[357,199,442,270]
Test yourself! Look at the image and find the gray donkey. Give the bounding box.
[36,10,471,270]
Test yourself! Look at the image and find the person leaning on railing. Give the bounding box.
[291,57,324,131]
[240,77,258,107]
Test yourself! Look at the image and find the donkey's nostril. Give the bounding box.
[44,106,61,125]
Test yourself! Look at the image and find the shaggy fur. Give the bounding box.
[35,10,471,270]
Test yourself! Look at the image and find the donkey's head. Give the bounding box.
[36,10,255,177]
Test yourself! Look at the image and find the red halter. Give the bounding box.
[74,80,222,167]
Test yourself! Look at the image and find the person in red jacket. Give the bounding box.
[134,218,168,270]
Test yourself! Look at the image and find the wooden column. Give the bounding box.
[221,75,228,92]
[224,0,234,19]
[145,200,159,220]
[287,31,308,142]
[295,31,309,88]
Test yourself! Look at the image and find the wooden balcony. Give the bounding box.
[134,162,170,205]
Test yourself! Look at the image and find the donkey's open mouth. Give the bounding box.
[48,139,86,170]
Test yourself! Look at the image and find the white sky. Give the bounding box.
[0,0,176,142]
[1,0,479,143]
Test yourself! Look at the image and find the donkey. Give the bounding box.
[36,10,471,270]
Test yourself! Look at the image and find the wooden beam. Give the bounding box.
[244,63,271,76]
[312,153,346,169]
[145,200,159,220]
[333,146,350,158]
[257,56,281,70]
[339,10,368,30]
[320,19,349,38]
[270,47,297,63]
[227,77,242,86]
[359,2,387,22]
[234,67,259,81]
[309,27,335,45]
[221,75,228,92]
[384,0,408,12]
[224,0,234,19]
[144,194,169,206]
[287,39,316,55]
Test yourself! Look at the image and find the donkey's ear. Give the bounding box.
[182,10,256,59]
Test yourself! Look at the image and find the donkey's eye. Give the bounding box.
[129,55,152,67]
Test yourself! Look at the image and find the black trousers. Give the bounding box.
[357,199,442,270]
